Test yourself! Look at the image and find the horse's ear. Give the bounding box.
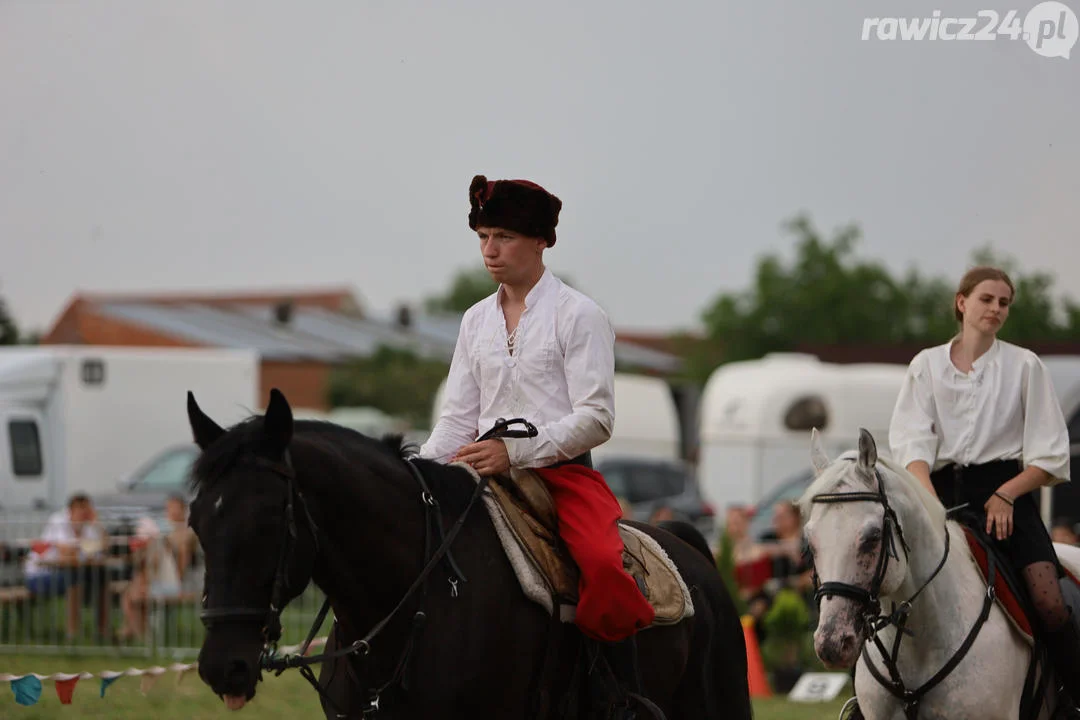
[263,388,293,450]
[857,428,878,471]
[810,427,830,476]
[187,391,225,450]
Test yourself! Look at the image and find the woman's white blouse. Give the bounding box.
[889,339,1071,484]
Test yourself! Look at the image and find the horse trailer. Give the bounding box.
[696,353,909,514]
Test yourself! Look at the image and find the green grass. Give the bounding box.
[0,653,853,719]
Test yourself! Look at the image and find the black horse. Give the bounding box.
[186,388,751,719]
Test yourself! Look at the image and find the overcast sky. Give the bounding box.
[2,0,1078,336]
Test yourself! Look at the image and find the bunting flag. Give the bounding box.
[54,676,80,704]
[0,635,328,706]
[11,675,42,706]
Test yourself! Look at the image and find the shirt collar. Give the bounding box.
[524,267,555,308]
[944,336,999,375]
[497,266,555,308]
[971,338,1000,372]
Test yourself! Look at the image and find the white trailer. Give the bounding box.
[696,353,908,512]
[0,346,259,512]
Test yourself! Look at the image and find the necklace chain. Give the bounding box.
[507,324,520,354]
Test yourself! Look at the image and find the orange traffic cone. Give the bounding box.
[742,615,772,698]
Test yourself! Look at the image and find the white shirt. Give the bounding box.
[419,268,615,468]
[23,510,107,577]
[889,338,1071,484]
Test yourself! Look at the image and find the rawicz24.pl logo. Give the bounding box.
[861,1,1079,58]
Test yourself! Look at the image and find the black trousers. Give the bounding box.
[931,459,1062,574]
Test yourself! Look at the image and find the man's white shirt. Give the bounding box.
[419,268,615,468]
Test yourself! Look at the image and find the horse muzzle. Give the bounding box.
[814,607,867,669]
[197,627,264,706]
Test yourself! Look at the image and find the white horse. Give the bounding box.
[798,428,1080,720]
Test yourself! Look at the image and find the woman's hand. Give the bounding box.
[984,492,1015,540]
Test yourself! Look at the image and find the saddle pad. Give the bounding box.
[963,527,1034,644]
[452,462,695,627]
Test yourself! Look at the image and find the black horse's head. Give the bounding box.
[186,388,319,710]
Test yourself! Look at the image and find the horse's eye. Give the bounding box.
[859,528,882,555]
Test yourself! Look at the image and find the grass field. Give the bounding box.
[0,653,852,719]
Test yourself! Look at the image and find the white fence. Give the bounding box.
[0,515,329,659]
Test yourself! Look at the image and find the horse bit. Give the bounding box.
[198,417,539,717]
[809,460,997,720]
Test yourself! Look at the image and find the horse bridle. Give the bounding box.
[198,417,540,717]
[199,450,318,649]
[807,459,1007,720]
[809,463,913,623]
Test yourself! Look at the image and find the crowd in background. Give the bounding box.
[17,492,200,642]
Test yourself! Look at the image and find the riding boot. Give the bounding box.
[1047,621,1080,708]
[602,637,643,720]
[1043,607,1080,712]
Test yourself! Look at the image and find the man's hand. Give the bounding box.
[452,439,510,476]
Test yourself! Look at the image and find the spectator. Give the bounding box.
[23,493,110,639]
[718,505,773,640]
[761,501,814,601]
[119,494,199,641]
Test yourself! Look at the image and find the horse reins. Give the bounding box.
[809,460,998,720]
[201,417,538,717]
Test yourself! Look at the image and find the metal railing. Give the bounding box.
[0,515,329,659]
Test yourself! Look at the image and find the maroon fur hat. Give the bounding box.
[468,175,562,247]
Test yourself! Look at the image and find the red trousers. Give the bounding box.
[533,464,656,642]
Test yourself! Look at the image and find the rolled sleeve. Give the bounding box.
[1021,354,1071,485]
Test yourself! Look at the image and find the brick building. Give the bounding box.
[39,287,684,411]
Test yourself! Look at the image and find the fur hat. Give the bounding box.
[468,175,562,247]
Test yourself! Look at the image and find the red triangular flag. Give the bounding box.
[55,677,79,704]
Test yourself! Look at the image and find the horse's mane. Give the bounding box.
[189,417,477,513]
[797,451,948,532]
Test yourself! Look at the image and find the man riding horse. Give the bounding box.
[418,174,656,713]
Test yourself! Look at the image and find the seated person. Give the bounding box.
[759,501,814,603]
[120,494,199,640]
[23,493,109,638]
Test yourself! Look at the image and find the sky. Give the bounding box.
[2,0,1078,336]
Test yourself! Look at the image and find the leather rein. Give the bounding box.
[199,417,538,717]
[809,460,996,720]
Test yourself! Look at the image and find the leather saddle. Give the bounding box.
[484,467,692,626]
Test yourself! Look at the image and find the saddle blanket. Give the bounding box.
[963,527,1080,646]
[453,462,695,627]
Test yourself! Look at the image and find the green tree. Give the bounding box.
[327,346,449,429]
[424,268,498,314]
[688,214,1080,381]
[0,295,18,345]
[697,214,913,366]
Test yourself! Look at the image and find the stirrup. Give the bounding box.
[838,696,862,720]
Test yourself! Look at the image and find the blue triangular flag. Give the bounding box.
[11,676,42,706]
[99,676,121,698]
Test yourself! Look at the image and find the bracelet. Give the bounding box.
[994,491,1015,506]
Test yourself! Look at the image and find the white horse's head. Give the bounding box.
[797,428,946,669]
